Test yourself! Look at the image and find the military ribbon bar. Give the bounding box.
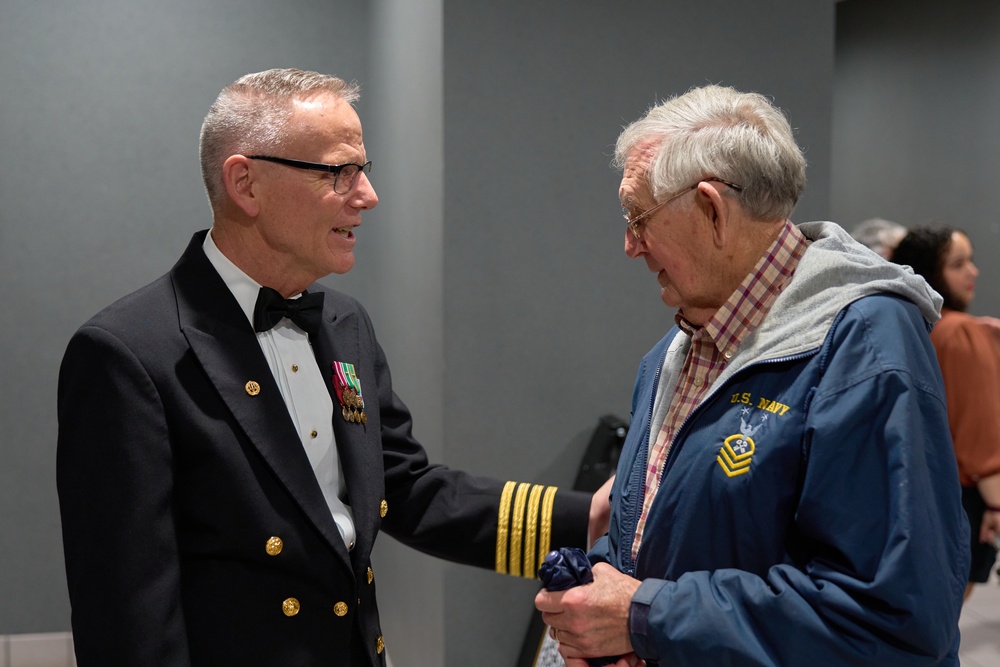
[332,361,367,424]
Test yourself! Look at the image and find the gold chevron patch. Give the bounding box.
[717,433,755,477]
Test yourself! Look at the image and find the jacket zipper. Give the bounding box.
[630,349,816,573]
[621,348,665,577]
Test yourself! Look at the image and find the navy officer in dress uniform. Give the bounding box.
[56,68,608,667]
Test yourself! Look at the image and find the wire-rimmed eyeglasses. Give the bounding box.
[248,155,372,194]
[623,177,742,240]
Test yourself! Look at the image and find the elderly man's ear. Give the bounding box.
[696,180,730,248]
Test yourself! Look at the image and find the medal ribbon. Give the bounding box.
[332,362,364,408]
[332,362,367,423]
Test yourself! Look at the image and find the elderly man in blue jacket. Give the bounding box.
[536,85,968,667]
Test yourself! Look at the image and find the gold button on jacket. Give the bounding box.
[333,601,348,617]
[366,567,374,584]
[265,536,283,556]
[282,598,300,617]
[379,499,388,518]
[376,635,385,654]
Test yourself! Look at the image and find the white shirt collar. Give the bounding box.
[202,230,263,329]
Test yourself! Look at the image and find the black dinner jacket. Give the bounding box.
[58,231,588,666]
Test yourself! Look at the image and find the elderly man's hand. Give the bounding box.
[535,562,641,662]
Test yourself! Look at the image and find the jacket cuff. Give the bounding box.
[629,578,667,662]
[550,488,590,550]
[494,484,589,579]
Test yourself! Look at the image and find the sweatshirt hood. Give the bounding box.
[732,220,942,366]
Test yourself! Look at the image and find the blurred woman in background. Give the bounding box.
[892,226,1000,602]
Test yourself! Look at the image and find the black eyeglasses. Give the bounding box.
[248,155,372,194]
[623,177,743,240]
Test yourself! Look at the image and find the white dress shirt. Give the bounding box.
[202,231,356,549]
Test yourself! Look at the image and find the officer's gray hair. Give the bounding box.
[199,68,361,209]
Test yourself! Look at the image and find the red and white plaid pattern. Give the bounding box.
[630,221,809,559]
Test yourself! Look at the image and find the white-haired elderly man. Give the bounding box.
[536,85,968,667]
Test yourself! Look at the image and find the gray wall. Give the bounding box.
[365,1,448,663]
[832,0,1000,317]
[1,0,842,665]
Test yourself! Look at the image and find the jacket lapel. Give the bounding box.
[169,232,352,566]
[310,299,382,560]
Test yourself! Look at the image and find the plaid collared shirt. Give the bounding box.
[630,220,810,559]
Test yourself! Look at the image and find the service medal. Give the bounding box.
[333,362,367,424]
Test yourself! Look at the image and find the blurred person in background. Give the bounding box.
[892,226,1000,602]
[850,217,907,259]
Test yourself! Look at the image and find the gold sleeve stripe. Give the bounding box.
[509,483,531,577]
[537,486,558,570]
[522,484,544,579]
[495,481,518,574]
[497,483,560,579]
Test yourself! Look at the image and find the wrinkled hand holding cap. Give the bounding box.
[539,548,624,667]
[538,547,594,591]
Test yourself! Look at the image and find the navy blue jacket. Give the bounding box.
[594,223,968,666]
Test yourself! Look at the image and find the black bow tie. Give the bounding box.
[253,286,325,337]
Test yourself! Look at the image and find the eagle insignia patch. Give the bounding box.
[717,410,763,477]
